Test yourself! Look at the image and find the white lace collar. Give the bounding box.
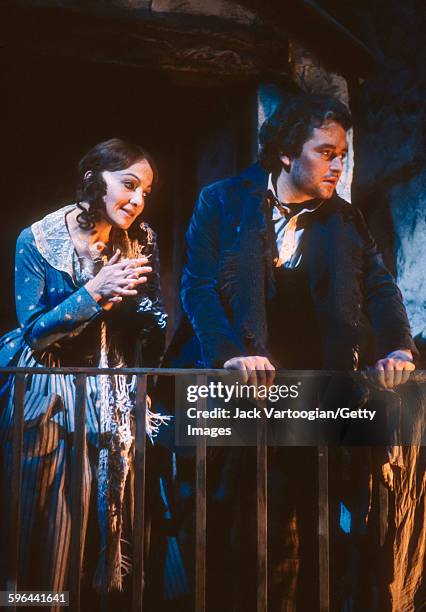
[30,205,145,279]
[31,205,76,278]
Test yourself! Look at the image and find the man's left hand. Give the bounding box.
[374,349,415,389]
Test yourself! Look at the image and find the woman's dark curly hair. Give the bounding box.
[258,93,352,176]
[76,138,158,230]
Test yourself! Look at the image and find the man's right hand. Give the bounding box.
[223,356,276,387]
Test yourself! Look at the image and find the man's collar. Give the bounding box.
[267,174,324,219]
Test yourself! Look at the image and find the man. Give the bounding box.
[165,93,418,609]
[181,93,416,383]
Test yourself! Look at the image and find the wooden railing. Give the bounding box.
[2,367,218,612]
[4,367,422,611]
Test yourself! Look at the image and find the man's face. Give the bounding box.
[281,120,348,201]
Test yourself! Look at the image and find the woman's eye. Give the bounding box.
[124,181,135,190]
[143,192,151,199]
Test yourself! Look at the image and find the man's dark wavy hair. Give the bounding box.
[76,138,158,230]
[258,93,352,175]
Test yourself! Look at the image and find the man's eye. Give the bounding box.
[320,150,332,159]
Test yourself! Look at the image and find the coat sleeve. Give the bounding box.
[181,185,246,367]
[15,228,102,351]
[355,209,418,360]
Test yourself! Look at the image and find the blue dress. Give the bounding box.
[0,205,169,594]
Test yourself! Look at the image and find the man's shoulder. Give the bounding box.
[321,193,361,221]
[319,195,373,244]
[199,164,267,203]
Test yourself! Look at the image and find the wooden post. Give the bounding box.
[7,374,25,609]
[257,414,268,612]
[132,375,148,611]
[318,446,329,612]
[195,373,207,612]
[69,374,87,612]
[378,481,389,547]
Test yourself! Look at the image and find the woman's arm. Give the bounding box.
[15,228,103,351]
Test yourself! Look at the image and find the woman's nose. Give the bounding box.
[130,189,144,207]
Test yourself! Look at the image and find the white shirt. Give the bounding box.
[268,174,324,269]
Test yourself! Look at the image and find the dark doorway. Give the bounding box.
[2,55,256,338]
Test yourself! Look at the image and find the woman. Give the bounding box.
[0,139,169,596]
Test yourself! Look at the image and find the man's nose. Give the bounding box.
[330,156,344,173]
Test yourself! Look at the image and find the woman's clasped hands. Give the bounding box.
[85,248,152,309]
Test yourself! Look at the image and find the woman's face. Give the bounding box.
[101,158,154,230]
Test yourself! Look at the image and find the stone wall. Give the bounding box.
[151,0,257,24]
[10,0,288,85]
[350,0,426,354]
[346,5,426,609]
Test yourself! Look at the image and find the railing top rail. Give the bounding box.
[0,367,381,376]
[0,366,424,381]
[0,366,223,375]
